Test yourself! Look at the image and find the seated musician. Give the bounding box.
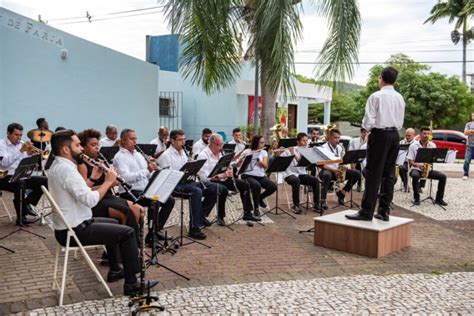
[48,130,156,295]
[27,117,52,150]
[227,127,246,153]
[240,135,277,217]
[99,125,119,147]
[399,128,415,192]
[77,129,143,240]
[158,129,217,240]
[192,128,212,157]
[310,128,324,144]
[149,126,169,158]
[0,123,47,225]
[349,128,368,191]
[113,129,175,243]
[319,128,361,209]
[283,132,321,214]
[197,134,260,225]
[407,127,448,206]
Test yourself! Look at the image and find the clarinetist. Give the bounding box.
[113,129,175,244]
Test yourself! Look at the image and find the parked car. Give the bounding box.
[416,129,467,159]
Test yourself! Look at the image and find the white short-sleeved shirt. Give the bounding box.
[241,149,268,177]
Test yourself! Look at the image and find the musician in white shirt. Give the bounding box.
[320,128,360,210]
[227,127,246,154]
[48,129,155,296]
[240,135,276,217]
[192,128,212,157]
[149,126,169,158]
[283,133,321,214]
[114,129,175,242]
[198,134,259,225]
[99,125,119,147]
[158,129,217,240]
[0,123,47,225]
[407,127,447,206]
[398,128,415,191]
[346,67,405,222]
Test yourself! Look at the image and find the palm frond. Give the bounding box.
[161,0,245,94]
[250,0,303,97]
[314,0,361,82]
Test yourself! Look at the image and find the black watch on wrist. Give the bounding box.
[89,177,99,182]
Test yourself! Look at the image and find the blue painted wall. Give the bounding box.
[0,8,160,141]
[148,34,180,72]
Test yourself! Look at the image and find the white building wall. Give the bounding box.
[0,8,159,141]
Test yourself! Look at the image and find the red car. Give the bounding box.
[419,130,467,159]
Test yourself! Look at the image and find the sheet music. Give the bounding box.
[315,146,338,161]
[445,150,457,163]
[144,169,183,203]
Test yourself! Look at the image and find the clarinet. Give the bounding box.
[81,154,139,202]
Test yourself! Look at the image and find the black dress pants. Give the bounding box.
[360,129,399,217]
[319,169,360,200]
[399,161,409,188]
[55,217,139,284]
[284,174,320,206]
[211,178,253,218]
[241,175,277,210]
[410,169,446,201]
[0,175,47,221]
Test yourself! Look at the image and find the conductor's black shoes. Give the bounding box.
[188,227,207,240]
[124,280,159,296]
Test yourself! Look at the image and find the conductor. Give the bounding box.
[346,66,405,222]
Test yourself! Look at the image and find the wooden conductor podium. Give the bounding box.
[314,210,413,258]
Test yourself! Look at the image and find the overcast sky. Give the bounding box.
[1,0,472,85]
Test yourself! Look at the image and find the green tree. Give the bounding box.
[425,0,474,83]
[357,54,474,129]
[160,0,361,139]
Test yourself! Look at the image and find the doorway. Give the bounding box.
[288,104,297,130]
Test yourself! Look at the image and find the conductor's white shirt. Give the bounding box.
[362,85,405,131]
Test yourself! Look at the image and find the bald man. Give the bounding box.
[399,128,415,191]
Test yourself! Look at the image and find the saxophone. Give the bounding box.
[421,163,432,178]
[337,165,347,183]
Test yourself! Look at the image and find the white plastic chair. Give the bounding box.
[0,191,13,222]
[41,186,113,306]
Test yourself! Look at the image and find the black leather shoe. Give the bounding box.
[374,213,389,221]
[321,201,328,211]
[202,218,212,227]
[259,199,267,208]
[188,227,207,240]
[345,213,372,221]
[156,230,173,241]
[243,212,261,222]
[16,217,33,226]
[25,205,39,217]
[124,280,159,296]
[216,217,226,226]
[312,204,323,213]
[336,191,345,205]
[107,269,124,283]
[435,199,448,206]
[253,208,261,218]
[413,199,420,206]
[292,205,302,214]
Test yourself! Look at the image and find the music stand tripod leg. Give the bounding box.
[262,179,296,219]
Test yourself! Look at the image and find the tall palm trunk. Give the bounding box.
[260,62,277,141]
[462,19,467,84]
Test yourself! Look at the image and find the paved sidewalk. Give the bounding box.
[29,272,474,315]
[0,166,473,315]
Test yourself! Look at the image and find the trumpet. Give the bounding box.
[80,153,138,201]
[20,140,41,155]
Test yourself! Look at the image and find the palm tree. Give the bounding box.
[160,0,361,139]
[425,0,473,84]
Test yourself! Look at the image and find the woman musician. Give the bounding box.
[77,129,143,246]
[239,135,276,218]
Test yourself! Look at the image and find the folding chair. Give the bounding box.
[41,186,113,306]
[0,191,13,222]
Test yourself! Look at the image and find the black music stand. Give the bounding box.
[99,146,120,164]
[309,141,325,148]
[137,169,189,281]
[278,138,298,148]
[262,155,296,219]
[333,149,366,209]
[0,155,46,254]
[137,144,157,157]
[412,148,448,210]
[207,153,235,230]
[223,143,236,154]
[170,159,211,249]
